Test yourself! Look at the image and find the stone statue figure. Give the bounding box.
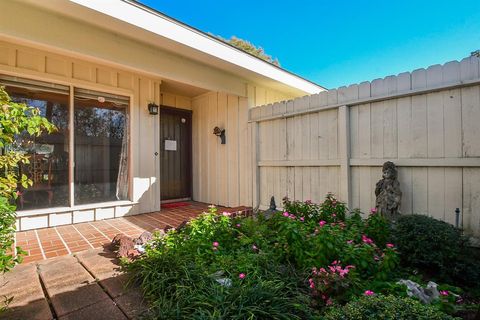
[375,161,402,221]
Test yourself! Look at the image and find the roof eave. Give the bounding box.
[68,0,325,94]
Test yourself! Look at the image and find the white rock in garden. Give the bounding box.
[397,279,439,304]
[216,278,232,287]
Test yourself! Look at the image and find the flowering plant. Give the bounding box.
[309,261,359,306]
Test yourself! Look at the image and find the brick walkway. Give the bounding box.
[1,202,251,319]
[15,202,251,264]
[0,248,147,319]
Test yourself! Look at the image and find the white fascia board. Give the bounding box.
[69,0,324,94]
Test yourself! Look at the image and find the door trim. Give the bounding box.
[160,105,193,201]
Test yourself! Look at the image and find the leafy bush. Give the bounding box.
[309,261,358,306]
[282,193,347,223]
[129,206,316,319]
[324,294,459,320]
[0,87,55,273]
[393,214,480,286]
[129,197,401,318]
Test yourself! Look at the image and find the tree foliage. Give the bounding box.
[0,86,55,273]
[214,35,280,66]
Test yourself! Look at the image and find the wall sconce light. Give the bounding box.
[148,102,159,115]
[213,126,226,144]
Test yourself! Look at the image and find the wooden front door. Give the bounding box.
[160,107,192,201]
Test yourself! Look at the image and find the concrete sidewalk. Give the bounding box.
[0,248,147,320]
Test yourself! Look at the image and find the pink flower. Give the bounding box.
[213,242,219,247]
[332,213,336,217]
[222,211,231,217]
[283,212,289,217]
[289,214,296,219]
[370,207,377,214]
[300,217,305,222]
[308,278,315,289]
[252,244,258,251]
[440,290,449,296]
[386,243,394,248]
[347,240,354,244]
[319,220,327,227]
[364,290,375,296]
[326,298,333,306]
[239,273,246,279]
[236,223,241,227]
[362,235,374,245]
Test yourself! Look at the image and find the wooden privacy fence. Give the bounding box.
[249,56,480,237]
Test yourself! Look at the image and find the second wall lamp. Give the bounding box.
[213,126,226,144]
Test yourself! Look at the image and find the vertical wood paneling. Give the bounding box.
[383,76,397,158]
[444,168,462,225]
[463,168,480,234]
[411,69,428,158]
[370,79,385,158]
[217,93,228,206]
[227,94,240,207]
[239,97,250,206]
[207,93,218,204]
[397,72,412,158]
[426,65,444,158]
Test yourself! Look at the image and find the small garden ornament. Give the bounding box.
[375,161,402,221]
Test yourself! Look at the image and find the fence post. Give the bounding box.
[338,105,351,208]
[251,120,260,209]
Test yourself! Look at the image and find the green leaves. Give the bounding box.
[0,86,55,274]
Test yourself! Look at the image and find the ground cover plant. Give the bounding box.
[128,194,477,319]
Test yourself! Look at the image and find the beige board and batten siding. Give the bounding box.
[192,92,252,208]
[251,57,480,237]
[0,39,164,229]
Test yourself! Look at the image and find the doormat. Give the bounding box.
[161,202,191,209]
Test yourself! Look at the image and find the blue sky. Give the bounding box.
[141,1,480,89]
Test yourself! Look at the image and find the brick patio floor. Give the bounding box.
[15,201,251,264]
[1,202,251,319]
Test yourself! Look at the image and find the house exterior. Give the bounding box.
[0,0,324,231]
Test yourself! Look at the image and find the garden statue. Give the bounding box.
[261,196,278,219]
[375,161,402,221]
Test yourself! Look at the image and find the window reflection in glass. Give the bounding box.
[74,97,128,205]
[6,87,69,210]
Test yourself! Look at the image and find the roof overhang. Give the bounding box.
[21,0,325,96]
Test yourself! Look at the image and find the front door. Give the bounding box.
[160,107,192,201]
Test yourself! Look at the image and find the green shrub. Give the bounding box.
[129,206,317,319]
[129,197,402,317]
[282,193,347,223]
[0,87,55,274]
[324,294,459,320]
[393,214,480,286]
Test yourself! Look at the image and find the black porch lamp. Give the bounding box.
[148,102,159,115]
